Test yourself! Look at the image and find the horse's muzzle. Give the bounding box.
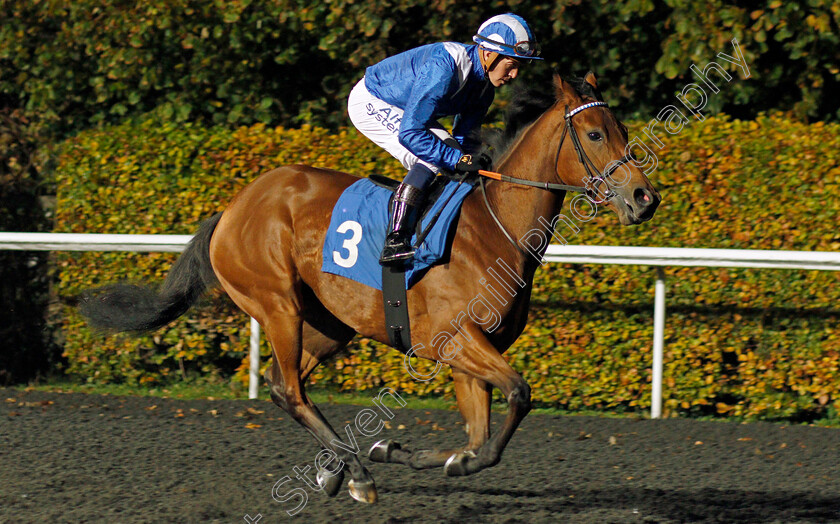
[613,186,661,225]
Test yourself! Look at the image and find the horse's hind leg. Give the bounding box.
[264,317,354,497]
[262,311,377,503]
[369,369,491,469]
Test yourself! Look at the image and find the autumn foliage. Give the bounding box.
[54,113,840,421]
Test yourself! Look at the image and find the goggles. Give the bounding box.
[474,35,540,58]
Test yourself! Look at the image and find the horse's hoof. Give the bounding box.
[316,468,344,497]
[443,450,477,477]
[348,479,378,504]
[368,439,401,463]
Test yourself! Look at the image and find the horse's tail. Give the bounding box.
[79,212,223,333]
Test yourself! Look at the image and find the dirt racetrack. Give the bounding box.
[2,387,839,523]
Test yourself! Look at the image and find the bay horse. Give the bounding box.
[79,72,660,503]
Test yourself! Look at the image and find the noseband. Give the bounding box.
[479,100,635,254]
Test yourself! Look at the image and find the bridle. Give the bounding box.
[478,100,635,256]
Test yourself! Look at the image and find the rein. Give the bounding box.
[477,100,634,257]
[476,168,588,194]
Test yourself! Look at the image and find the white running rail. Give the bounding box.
[4,232,840,414]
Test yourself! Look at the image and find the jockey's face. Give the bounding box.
[481,50,521,87]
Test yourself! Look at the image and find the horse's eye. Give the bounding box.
[588,131,603,142]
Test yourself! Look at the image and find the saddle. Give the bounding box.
[320,171,477,354]
[370,172,474,355]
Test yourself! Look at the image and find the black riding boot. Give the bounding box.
[380,183,424,265]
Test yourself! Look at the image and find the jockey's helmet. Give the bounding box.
[473,13,543,61]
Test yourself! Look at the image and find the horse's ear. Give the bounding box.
[584,71,598,89]
[553,74,575,102]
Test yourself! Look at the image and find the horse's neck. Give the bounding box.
[486,113,565,261]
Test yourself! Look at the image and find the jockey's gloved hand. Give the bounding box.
[454,153,492,174]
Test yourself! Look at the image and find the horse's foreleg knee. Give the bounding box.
[508,381,531,417]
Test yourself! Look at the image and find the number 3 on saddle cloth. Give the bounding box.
[322,174,477,353]
[322,175,477,290]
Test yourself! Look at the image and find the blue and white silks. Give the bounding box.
[363,43,494,171]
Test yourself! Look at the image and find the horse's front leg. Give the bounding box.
[440,324,531,476]
[368,368,491,469]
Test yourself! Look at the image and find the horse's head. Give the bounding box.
[551,72,661,225]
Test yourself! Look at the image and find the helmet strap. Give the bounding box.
[479,49,502,76]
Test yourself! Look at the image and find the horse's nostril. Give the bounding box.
[632,187,660,221]
[634,188,652,207]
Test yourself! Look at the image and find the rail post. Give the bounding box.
[249,318,261,399]
[651,267,666,419]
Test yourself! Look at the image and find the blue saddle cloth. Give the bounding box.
[322,177,475,290]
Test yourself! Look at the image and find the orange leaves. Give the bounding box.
[54,117,840,422]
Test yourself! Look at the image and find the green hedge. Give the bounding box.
[3,0,839,144]
[55,113,840,420]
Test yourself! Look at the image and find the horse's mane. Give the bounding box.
[483,74,606,163]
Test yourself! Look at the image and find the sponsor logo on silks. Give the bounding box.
[365,103,402,134]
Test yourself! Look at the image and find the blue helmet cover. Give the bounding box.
[473,13,543,60]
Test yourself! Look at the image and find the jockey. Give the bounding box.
[347,13,543,265]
